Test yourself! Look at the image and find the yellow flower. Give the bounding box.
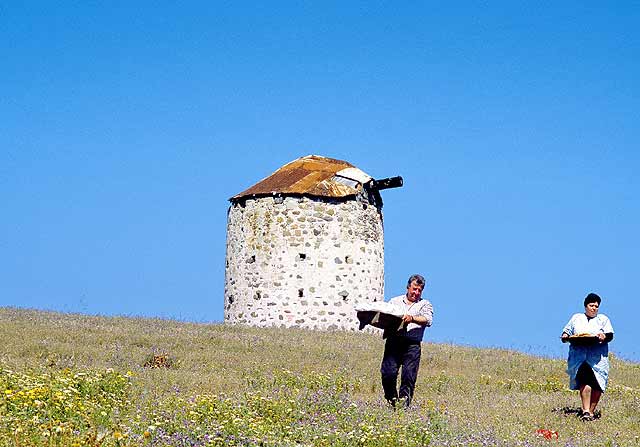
[113,431,123,440]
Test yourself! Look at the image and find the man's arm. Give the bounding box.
[405,314,429,325]
[403,301,433,327]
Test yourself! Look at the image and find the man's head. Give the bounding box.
[406,274,425,303]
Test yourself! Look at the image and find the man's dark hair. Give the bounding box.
[407,274,425,289]
[584,292,602,307]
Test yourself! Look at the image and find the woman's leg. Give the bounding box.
[576,362,602,417]
[579,384,592,413]
[589,389,602,414]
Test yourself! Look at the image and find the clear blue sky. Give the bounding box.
[2,2,638,361]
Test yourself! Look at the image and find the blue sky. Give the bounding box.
[2,2,638,361]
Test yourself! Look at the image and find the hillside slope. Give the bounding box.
[1,307,639,446]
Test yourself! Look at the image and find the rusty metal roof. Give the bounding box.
[231,155,373,200]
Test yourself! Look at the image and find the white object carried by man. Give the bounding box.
[354,301,406,332]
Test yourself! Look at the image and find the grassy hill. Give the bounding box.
[1,307,639,446]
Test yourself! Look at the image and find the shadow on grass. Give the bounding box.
[552,406,602,419]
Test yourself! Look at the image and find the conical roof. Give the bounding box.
[231,155,372,200]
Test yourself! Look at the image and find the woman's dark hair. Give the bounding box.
[584,293,602,307]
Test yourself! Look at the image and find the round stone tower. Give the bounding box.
[224,155,402,331]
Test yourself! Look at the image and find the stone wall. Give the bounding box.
[224,196,385,331]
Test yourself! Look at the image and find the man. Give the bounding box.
[380,274,433,408]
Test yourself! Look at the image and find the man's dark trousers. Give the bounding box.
[381,335,421,406]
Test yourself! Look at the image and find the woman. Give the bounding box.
[561,293,614,421]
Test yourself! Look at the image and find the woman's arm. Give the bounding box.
[605,332,614,342]
[561,314,576,340]
[597,332,614,343]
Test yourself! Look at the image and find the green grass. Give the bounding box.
[1,306,639,446]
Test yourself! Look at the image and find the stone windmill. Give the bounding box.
[224,154,402,331]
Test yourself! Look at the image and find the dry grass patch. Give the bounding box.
[2,307,640,446]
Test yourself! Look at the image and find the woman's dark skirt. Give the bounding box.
[576,362,602,391]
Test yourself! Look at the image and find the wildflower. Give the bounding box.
[536,428,559,440]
